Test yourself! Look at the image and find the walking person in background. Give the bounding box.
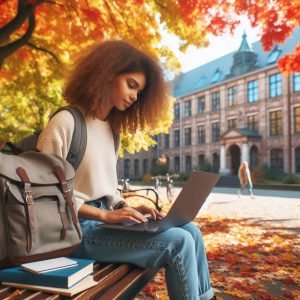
[237,161,255,199]
[38,40,216,300]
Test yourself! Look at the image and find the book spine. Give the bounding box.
[0,272,69,288]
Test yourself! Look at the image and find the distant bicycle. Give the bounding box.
[119,178,130,192]
[151,175,162,192]
[152,173,179,202]
[165,173,179,202]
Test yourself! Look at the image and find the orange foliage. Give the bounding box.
[133,201,300,299]
[279,44,300,73]
[1,0,300,73]
[139,215,300,299]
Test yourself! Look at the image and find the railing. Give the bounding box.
[118,178,162,211]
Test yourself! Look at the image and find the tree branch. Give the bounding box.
[26,41,59,62]
[103,0,120,36]
[110,1,143,45]
[0,10,35,66]
[0,0,43,43]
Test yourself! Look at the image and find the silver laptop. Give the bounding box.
[98,171,219,233]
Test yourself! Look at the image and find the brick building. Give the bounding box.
[118,28,300,179]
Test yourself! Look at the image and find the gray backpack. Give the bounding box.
[0,106,87,268]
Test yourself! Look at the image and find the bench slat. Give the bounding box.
[99,267,159,300]
[0,263,159,300]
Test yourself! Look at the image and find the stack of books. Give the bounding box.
[0,257,97,297]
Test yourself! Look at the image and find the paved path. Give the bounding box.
[142,185,300,229]
[201,187,300,228]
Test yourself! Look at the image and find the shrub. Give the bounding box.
[282,174,300,184]
[197,159,211,172]
[261,165,284,181]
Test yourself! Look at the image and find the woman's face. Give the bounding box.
[110,72,146,111]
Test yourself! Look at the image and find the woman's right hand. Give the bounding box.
[100,206,148,224]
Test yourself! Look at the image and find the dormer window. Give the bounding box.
[268,46,281,64]
[211,68,221,83]
[195,76,206,89]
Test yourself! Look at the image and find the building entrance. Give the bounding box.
[228,145,241,175]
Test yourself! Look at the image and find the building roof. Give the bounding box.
[172,27,300,98]
[221,128,262,139]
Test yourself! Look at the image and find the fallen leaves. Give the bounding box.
[130,196,300,299]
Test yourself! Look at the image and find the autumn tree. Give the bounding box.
[0,0,299,152]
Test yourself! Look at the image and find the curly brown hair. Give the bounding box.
[64,40,170,133]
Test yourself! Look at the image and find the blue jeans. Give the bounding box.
[72,199,214,300]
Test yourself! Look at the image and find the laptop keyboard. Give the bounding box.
[123,218,164,230]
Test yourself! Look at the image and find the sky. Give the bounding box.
[163,16,261,74]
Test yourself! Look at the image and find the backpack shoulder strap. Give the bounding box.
[51,106,87,171]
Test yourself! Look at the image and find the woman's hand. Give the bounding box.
[133,204,164,220]
[100,206,150,224]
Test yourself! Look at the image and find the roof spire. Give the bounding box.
[238,30,252,52]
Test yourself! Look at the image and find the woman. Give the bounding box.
[237,161,255,199]
[38,40,215,300]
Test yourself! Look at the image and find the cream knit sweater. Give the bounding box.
[37,110,122,212]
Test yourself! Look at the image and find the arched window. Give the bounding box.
[124,159,130,178]
[270,149,284,173]
[174,156,180,173]
[143,159,149,175]
[185,155,192,174]
[250,145,259,169]
[295,147,300,173]
[134,159,139,177]
[212,153,220,173]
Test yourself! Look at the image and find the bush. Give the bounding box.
[151,163,169,176]
[197,159,211,172]
[282,174,300,184]
[261,165,284,181]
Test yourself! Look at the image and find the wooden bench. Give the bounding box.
[0,263,160,299]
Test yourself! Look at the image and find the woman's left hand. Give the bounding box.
[133,204,164,220]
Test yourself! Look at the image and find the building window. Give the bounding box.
[227,86,237,106]
[211,91,220,111]
[294,73,300,92]
[174,129,180,147]
[198,154,207,171]
[227,118,237,130]
[295,107,300,133]
[267,46,281,64]
[134,159,139,177]
[151,158,156,170]
[270,149,284,173]
[184,100,191,117]
[211,68,221,83]
[184,127,192,146]
[197,96,205,114]
[247,80,258,103]
[295,147,300,173]
[269,73,282,98]
[247,115,259,132]
[164,134,170,149]
[250,145,259,168]
[152,135,158,150]
[124,159,130,178]
[212,122,220,142]
[197,125,205,144]
[212,153,220,173]
[270,110,283,136]
[174,103,180,119]
[174,156,180,173]
[143,159,149,174]
[185,155,192,173]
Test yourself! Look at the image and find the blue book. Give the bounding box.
[0,258,94,289]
